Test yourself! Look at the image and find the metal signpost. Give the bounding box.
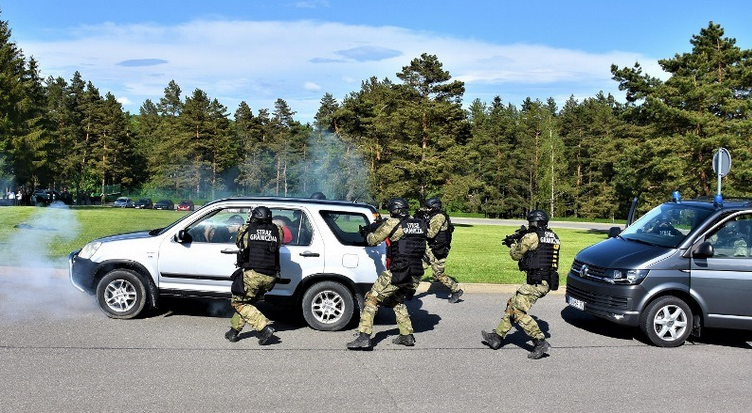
[712,147,731,203]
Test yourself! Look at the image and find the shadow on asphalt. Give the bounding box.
[560,306,752,349]
[560,306,640,342]
[687,329,752,349]
[368,294,442,346]
[145,297,310,332]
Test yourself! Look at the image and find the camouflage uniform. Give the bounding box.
[356,217,422,336]
[495,232,550,340]
[483,220,560,360]
[229,222,285,334]
[422,209,461,295]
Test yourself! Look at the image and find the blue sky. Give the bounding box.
[2,1,750,123]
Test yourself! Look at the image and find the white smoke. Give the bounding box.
[300,132,370,201]
[0,202,98,320]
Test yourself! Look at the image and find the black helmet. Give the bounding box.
[527,209,549,228]
[310,192,327,200]
[387,197,409,218]
[250,206,272,223]
[424,197,442,211]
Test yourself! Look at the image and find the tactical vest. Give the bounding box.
[241,222,281,276]
[387,217,427,284]
[427,211,453,259]
[520,227,561,290]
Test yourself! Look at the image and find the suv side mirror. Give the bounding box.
[175,229,193,244]
[608,227,622,238]
[692,241,714,258]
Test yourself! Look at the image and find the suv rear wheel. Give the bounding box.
[96,269,147,319]
[302,281,354,331]
[640,296,692,347]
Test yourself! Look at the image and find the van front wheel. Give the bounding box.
[302,281,354,331]
[640,296,692,347]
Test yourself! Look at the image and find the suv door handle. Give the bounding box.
[299,251,320,257]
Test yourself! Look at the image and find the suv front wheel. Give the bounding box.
[302,281,354,331]
[96,269,147,319]
[640,296,693,347]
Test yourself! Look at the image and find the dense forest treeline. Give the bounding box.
[1,13,751,219]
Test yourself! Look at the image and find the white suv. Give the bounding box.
[69,197,385,330]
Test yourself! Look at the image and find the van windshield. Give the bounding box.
[620,203,713,248]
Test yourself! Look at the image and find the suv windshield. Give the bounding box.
[621,203,714,248]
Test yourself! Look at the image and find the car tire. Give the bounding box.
[96,269,148,319]
[302,281,354,331]
[640,296,692,347]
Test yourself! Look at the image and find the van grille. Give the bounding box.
[571,259,607,279]
[566,283,629,310]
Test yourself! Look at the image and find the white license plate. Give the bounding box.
[567,295,585,311]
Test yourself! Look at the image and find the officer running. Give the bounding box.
[481,209,560,359]
[225,206,285,345]
[416,197,463,303]
[347,197,427,350]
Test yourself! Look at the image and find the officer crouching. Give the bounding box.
[225,206,285,345]
[481,209,560,359]
[347,197,427,350]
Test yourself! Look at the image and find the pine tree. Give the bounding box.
[612,22,752,203]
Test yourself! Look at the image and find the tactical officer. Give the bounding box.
[481,209,560,359]
[225,206,285,345]
[416,197,463,303]
[347,197,427,350]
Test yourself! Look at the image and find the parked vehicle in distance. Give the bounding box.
[134,198,153,209]
[69,197,385,331]
[177,200,195,211]
[112,197,134,208]
[153,199,174,210]
[32,189,60,205]
[566,192,752,347]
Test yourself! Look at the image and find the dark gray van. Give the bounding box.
[566,195,752,346]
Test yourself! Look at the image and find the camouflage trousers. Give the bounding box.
[357,270,418,336]
[230,269,276,332]
[495,280,550,340]
[423,249,461,293]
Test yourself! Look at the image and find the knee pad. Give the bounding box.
[364,292,379,308]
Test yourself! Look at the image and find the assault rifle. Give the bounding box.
[359,217,386,238]
[502,225,528,247]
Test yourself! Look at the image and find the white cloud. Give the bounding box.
[304,81,322,91]
[19,19,664,122]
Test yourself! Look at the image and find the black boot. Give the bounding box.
[346,332,372,350]
[528,338,550,359]
[392,334,416,346]
[481,330,503,350]
[257,325,276,345]
[225,328,240,343]
[448,289,464,303]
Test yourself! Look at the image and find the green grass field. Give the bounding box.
[0,206,609,284]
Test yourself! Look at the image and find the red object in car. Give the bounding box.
[177,200,194,211]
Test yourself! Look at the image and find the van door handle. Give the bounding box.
[299,251,320,257]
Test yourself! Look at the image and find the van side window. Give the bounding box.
[319,211,370,246]
[706,215,752,258]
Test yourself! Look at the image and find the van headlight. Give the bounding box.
[607,269,648,284]
[78,241,102,260]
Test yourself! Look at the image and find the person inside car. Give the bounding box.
[650,216,683,237]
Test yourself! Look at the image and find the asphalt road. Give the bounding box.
[1,268,751,413]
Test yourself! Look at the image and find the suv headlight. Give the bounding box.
[78,241,102,260]
[607,269,649,285]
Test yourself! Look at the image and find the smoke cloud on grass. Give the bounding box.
[0,202,98,321]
